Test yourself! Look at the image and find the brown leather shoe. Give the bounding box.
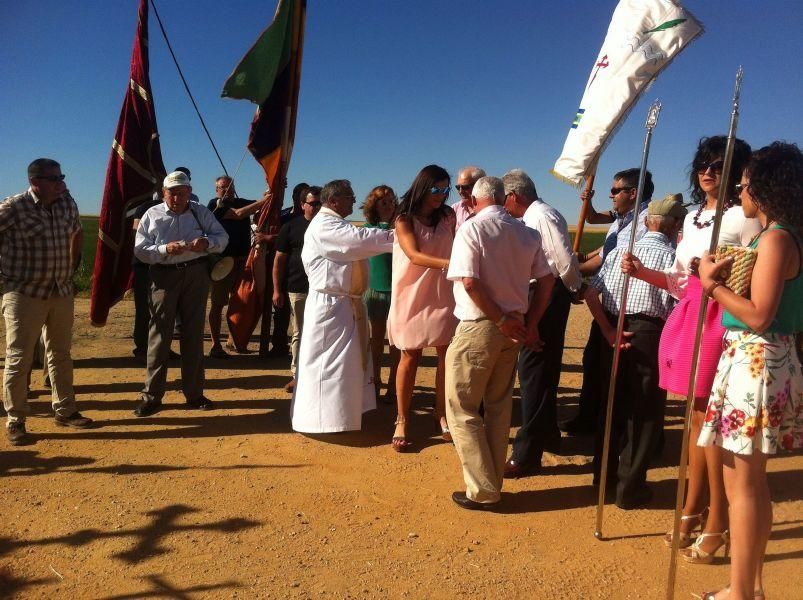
[451,491,500,511]
[6,421,32,446]
[54,412,94,429]
[503,459,538,479]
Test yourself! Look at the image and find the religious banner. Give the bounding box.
[552,0,703,186]
[222,0,307,351]
[90,0,166,326]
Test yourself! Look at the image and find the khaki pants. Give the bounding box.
[287,292,307,376]
[3,292,77,423]
[446,320,520,503]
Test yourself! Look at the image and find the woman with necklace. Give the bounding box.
[621,136,761,561]
[696,141,803,600]
[387,165,458,451]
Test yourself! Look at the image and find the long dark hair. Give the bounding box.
[688,136,751,205]
[399,164,453,228]
[746,142,803,237]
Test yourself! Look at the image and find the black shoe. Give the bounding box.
[503,459,539,479]
[6,421,32,446]
[543,431,562,454]
[616,488,653,510]
[168,350,181,360]
[54,411,93,428]
[186,396,214,411]
[266,346,290,359]
[451,491,500,511]
[559,416,595,436]
[134,398,162,417]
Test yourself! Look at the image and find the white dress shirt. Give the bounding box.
[134,201,229,264]
[521,199,582,292]
[447,205,552,321]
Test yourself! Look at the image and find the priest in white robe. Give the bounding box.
[291,179,395,433]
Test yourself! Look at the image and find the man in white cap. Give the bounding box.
[133,170,228,417]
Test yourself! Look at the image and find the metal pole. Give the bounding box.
[595,100,662,540]
[665,67,743,600]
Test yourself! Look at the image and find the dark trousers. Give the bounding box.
[573,320,605,426]
[593,314,666,504]
[262,250,290,353]
[510,281,572,467]
[132,263,151,354]
[142,261,210,403]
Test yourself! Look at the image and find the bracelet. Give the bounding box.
[705,281,722,298]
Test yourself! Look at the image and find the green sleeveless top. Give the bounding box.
[722,224,803,334]
[363,222,392,292]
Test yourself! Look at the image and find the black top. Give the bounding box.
[207,197,255,257]
[280,206,302,225]
[275,216,310,293]
[132,198,161,266]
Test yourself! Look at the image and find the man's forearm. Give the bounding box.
[462,277,504,323]
[71,229,83,272]
[272,252,288,292]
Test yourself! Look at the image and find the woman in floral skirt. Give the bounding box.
[696,141,803,600]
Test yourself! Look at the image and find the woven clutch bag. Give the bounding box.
[715,245,757,297]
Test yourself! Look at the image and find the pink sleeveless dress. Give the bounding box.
[387,214,457,350]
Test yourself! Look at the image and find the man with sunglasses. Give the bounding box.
[562,168,653,437]
[206,176,268,359]
[291,180,394,434]
[451,166,486,228]
[1,158,90,445]
[272,186,322,392]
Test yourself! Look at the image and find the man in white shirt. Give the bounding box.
[291,180,394,433]
[445,176,555,510]
[451,165,486,228]
[133,171,229,417]
[501,169,583,478]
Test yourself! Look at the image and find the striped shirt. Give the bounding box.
[0,189,81,299]
[601,201,649,260]
[590,231,676,321]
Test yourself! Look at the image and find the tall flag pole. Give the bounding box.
[551,0,703,252]
[90,0,166,326]
[221,0,307,353]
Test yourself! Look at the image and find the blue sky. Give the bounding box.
[2,1,802,224]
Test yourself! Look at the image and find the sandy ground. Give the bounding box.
[1,298,801,599]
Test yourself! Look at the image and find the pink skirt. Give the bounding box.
[658,277,726,399]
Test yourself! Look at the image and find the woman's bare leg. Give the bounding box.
[394,349,421,439]
[679,406,710,537]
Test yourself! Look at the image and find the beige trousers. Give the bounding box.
[446,320,520,503]
[3,291,77,423]
[287,292,307,376]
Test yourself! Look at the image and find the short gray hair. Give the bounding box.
[502,169,538,199]
[459,165,486,182]
[321,179,352,205]
[472,176,505,203]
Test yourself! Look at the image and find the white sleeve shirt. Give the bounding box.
[521,200,582,292]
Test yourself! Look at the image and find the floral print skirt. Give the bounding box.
[698,330,803,455]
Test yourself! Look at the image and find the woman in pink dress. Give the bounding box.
[387,164,457,451]
[622,136,760,560]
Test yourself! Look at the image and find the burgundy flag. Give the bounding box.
[90,0,166,326]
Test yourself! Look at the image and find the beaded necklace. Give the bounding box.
[692,198,732,229]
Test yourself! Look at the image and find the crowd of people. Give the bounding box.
[2,137,801,599]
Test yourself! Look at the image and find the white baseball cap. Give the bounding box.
[163,171,192,189]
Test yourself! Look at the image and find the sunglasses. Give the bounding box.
[34,174,66,182]
[610,186,634,196]
[430,186,451,197]
[697,160,724,174]
[455,184,473,193]
[304,200,322,207]
[734,182,750,194]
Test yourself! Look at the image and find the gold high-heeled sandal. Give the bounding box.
[664,508,708,548]
[681,531,730,564]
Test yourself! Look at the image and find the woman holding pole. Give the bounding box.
[387,165,457,451]
[622,136,760,559]
[695,141,803,600]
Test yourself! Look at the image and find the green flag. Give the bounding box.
[221,0,294,104]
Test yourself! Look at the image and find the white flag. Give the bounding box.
[552,0,703,186]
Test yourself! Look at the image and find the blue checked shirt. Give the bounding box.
[601,201,649,260]
[590,231,677,320]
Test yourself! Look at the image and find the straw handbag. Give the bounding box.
[715,245,757,297]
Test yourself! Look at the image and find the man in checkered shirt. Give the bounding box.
[583,195,686,509]
[0,158,92,446]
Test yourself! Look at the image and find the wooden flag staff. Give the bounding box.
[594,99,662,540]
[573,173,597,253]
[665,66,744,600]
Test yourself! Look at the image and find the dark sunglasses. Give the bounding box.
[455,184,473,193]
[430,186,451,197]
[734,182,750,194]
[304,200,322,207]
[697,160,724,174]
[610,186,634,195]
[34,174,66,182]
